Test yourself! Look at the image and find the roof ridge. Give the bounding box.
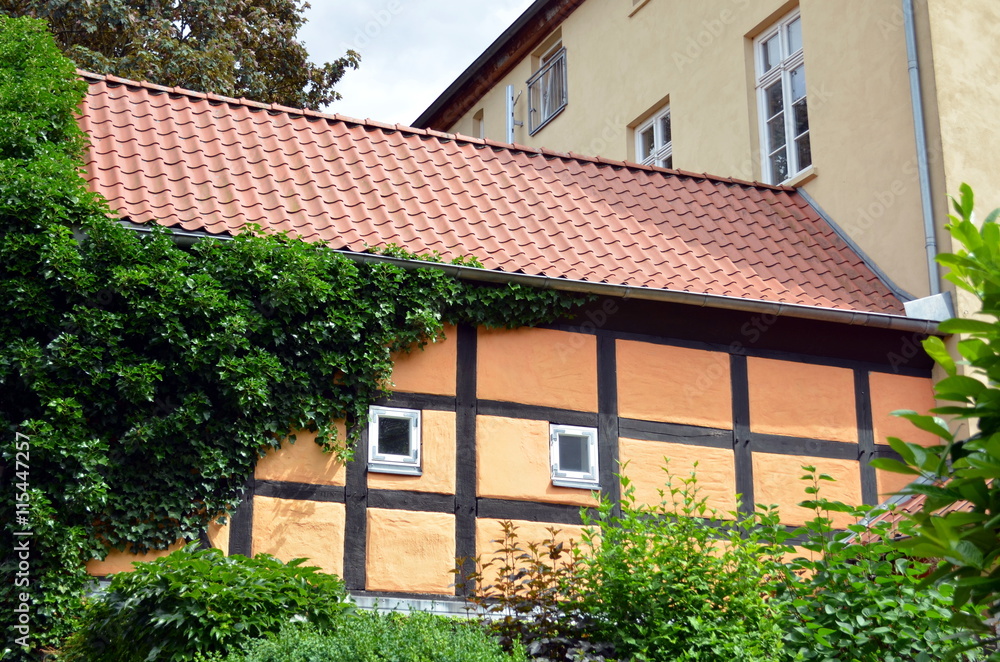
[77,69,792,194]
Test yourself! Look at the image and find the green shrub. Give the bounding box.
[570,470,784,662]
[59,545,351,662]
[765,468,978,662]
[458,521,614,661]
[220,611,526,662]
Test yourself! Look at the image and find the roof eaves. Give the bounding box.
[119,220,939,334]
[411,0,584,130]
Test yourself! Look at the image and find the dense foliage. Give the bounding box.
[573,473,784,662]
[0,0,359,108]
[770,469,976,662]
[463,468,978,662]
[213,612,527,662]
[0,17,584,658]
[873,185,1000,651]
[60,546,351,662]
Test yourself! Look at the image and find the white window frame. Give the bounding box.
[367,406,421,475]
[549,424,599,490]
[754,9,810,184]
[636,106,672,169]
[527,43,567,134]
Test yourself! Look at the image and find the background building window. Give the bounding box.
[527,44,567,134]
[550,424,599,489]
[636,106,672,169]
[368,406,421,475]
[755,10,810,184]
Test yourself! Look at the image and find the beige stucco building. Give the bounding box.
[416,0,1000,311]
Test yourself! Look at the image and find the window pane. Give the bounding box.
[378,417,411,456]
[767,115,786,152]
[790,64,806,102]
[663,155,673,169]
[793,98,809,137]
[639,126,654,160]
[761,35,780,72]
[796,134,812,170]
[660,112,672,145]
[765,82,783,119]
[787,17,802,54]
[770,150,788,183]
[558,434,588,473]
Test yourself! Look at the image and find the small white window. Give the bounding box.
[550,424,599,490]
[636,106,672,169]
[368,406,421,475]
[527,43,567,134]
[755,9,811,184]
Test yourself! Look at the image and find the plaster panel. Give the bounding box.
[618,438,736,513]
[368,410,456,494]
[475,517,588,591]
[252,496,345,577]
[255,426,346,487]
[752,452,861,528]
[207,517,230,555]
[877,468,916,501]
[477,327,597,412]
[390,325,457,396]
[476,415,599,507]
[366,509,455,594]
[86,540,184,576]
[617,340,732,429]
[869,372,938,447]
[748,357,857,443]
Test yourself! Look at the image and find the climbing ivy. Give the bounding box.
[0,17,585,658]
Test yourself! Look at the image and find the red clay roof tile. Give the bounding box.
[77,73,905,315]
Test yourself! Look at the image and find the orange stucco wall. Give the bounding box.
[369,410,456,494]
[618,438,737,513]
[617,341,732,429]
[390,325,457,395]
[255,426,346,487]
[869,372,937,500]
[366,508,456,594]
[252,495,345,577]
[86,540,185,576]
[752,452,861,528]
[477,327,598,412]
[869,372,938,447]
[206,517,230,555]
[475,517,589,590]
[476,415,599,507]
[748,358,857,443]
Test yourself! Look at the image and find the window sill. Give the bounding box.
[552,477,600,490]
[368,462,422,476]
[629,0,652,17]
[783,165,817,188]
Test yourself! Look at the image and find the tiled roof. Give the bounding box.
[78,72,905,315]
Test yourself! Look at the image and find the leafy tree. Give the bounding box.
[874,184,1000,649]
[0,0,360,108]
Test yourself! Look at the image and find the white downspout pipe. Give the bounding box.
[903,0,940,295]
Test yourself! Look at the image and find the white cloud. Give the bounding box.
[299,0,534,125]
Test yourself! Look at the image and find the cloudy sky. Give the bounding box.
[299,0,535,126]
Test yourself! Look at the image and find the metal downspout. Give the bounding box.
[903,0,940,295]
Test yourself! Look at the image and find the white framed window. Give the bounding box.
[527,43,567,134]
[367,406,421,475]
[549,424,599,490]
[755,9,811,184]
[636,106,672,169]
